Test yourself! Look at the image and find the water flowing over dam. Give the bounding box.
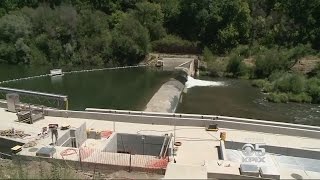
[185,76,225,89]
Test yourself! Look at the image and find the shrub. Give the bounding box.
[284,44,316,62]
[254,49,288,78]
[226,55,247,77]
[206,58,228,77]
[268,71,285,81]
[267,93,289,103]
[202,46,215,62]
[231,45,250,58]
[306,77,320,103]
[252,79,267,88]
[152,35,199,54]
[273,73,305,94]
[288,93,312,103]
[262,81,274,92]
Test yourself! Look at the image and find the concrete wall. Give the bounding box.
[116,133,165,156]
[57,130,70,146]
[57,122,86,147]
[45,108,320,139]
[76,122,87,147]
[103,133,117,152]
[1,96,320,139]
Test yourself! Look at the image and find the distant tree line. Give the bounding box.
[0,0,319,66]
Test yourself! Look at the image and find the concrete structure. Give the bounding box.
[144,79,185,113]
[1,106,320,179]
[145,54,198,113]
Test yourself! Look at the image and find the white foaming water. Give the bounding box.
[185,76,225,89]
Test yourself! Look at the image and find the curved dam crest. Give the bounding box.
[144,75,225,113]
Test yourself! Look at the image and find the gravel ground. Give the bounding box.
[0,158,163,179]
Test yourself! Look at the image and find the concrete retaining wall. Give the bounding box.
[1,97,320,139]
[76,122,87,147]
[42,108,320,139]
[103,133,117,152]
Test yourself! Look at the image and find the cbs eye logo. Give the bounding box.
[242,143,266,157]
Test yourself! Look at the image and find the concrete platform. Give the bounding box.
[1,108,320,178]
[164,163,207,179]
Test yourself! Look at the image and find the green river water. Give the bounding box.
[176,77,320,126]
[0,65,172,110]
[0,64,319,126]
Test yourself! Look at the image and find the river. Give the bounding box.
[0,64,172,110]
[0,64,319,126]
[177,77,320,126]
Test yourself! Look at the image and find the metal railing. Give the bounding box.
[0,87,68,110]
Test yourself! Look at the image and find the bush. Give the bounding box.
[252,79,267,88]
[288,93,312,103]
[226,55,247,77]
[152,35,199,54]
[284,44,316,62]
[231,45,250,58]
[306,77,320,103]
[262,81,274,92]
[206,58,228,77]
[202,46,214,62]
[254,49,288,78]
[273,73,305,94]
[267,93,289,103]
[268,71,285,81]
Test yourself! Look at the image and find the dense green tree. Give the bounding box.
[131,2,165,40]
[111,16,150,65]
[0,0,319,67]
[0,13,32,64]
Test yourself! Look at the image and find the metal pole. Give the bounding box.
[173,125,176,145]
[142,135,145,155]
[129,153,132,172]
[65,99,69,110]
[143,139,145,155]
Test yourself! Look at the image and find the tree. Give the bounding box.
[131,2,166,40]
[0,13,32,64]
[111,16,150,65]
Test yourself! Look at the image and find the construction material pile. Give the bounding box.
[0,129,30,138]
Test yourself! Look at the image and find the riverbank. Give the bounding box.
[200,45,320,105]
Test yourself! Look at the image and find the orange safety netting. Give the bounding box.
[101,130,113,138]
[60,148,78,157]
[145,158,169,169]
[79,147,94,160]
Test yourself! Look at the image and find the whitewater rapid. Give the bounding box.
[185,76,225,89]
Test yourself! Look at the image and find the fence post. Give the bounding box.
[129,153,132,172]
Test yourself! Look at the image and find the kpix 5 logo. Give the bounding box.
[242,143,266,163]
